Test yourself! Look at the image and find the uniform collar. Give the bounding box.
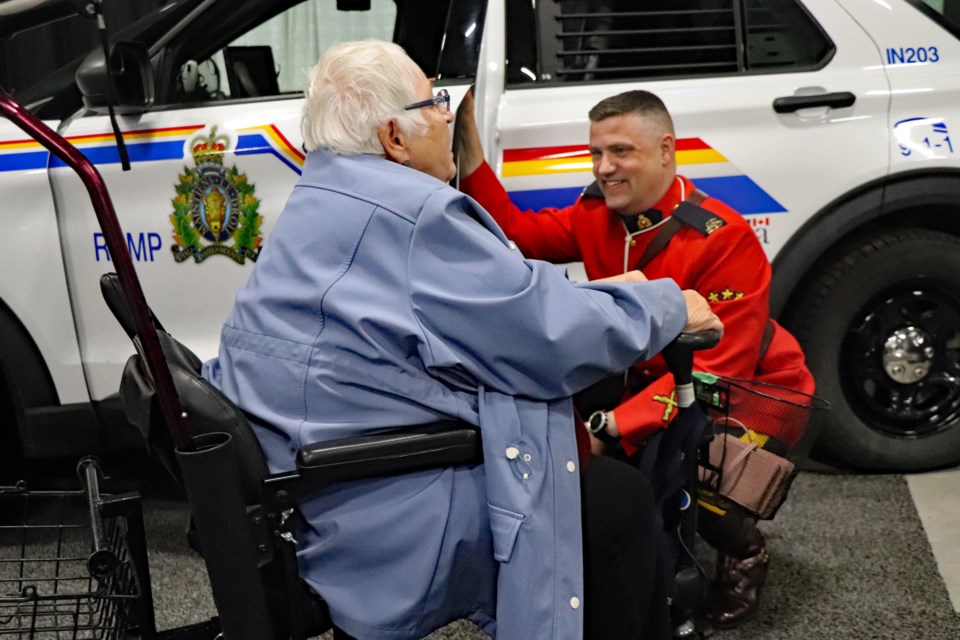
[619,176,685,234]
[621,208,663,234]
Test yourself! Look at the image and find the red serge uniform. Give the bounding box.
[460,162,814,452]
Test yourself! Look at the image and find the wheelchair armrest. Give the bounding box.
[298,422,482,480]
[264,422,482,503]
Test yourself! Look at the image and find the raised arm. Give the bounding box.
[408,189,710,399]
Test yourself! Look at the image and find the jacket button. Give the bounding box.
[505,447,520,460]
[566,461,576,473]
[570,596,580,609]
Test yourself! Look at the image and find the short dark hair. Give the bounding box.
[588,90,673,132]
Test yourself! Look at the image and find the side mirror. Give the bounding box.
[76,41,155,114]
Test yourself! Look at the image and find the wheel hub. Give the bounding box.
[843,284,960,438]
[882,326,935,384]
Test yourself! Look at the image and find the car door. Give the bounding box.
[49,0,475,403]
[837,0,960,175]
[0,115,91,405]
[51,96,309,401]
[50,0,485,404]
[487,0,890,263]
[0,0,165,410]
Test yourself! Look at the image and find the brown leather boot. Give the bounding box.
[701,543,769,629]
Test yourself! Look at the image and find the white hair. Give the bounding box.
[301,40,428,155]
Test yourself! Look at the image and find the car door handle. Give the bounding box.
[772,91,856,114]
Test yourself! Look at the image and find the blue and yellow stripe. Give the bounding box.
[236,124,305,174]
[0,123,306,175]
[504,139,786,215]
[0,125,205,172]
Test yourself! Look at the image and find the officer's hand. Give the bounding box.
[595,269,648,283]
[454,87,485,178]
[588,432,607,456]
[681,289,724,337]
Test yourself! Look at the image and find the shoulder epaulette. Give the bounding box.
[671,200,726,236]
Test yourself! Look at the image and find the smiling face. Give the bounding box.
[588,113,676,216]
[405,76,456,182]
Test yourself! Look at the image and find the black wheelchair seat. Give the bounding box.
[99,273,481,640]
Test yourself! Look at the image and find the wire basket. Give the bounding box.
[694,374,830,520]
[0,460,147,639]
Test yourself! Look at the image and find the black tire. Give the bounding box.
[784,228,960,471]
[0,382,25,486]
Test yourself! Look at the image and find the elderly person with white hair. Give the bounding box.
[203,40,721,640]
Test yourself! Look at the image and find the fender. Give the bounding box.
[771,168,960,316]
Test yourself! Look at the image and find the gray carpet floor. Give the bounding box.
[134,471,960,640]
[706,473,960,640]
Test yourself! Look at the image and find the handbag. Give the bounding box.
[698,431,796,519]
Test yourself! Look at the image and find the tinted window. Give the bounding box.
[743,0,833,70]
[434,0,487,80]
[507,0,833,85]
[506,0,539,83]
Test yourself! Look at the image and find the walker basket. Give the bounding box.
[0,460,150,639]
[694,374,829,520]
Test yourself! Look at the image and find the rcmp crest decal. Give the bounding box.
[170,126,262,264]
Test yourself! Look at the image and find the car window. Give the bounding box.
[170,0,482,105]
[0,0,164,103]
[228,0,395,96]
[507,0,833,85]
[174,0,395,101]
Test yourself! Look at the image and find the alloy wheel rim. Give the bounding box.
[842,283,960,438]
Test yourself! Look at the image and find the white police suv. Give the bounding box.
[2,0,960,472]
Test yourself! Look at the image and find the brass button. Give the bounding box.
[630,239,637,247]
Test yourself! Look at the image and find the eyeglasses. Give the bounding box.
[403,88,450,113]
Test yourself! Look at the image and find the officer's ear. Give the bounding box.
[659,133,675,167]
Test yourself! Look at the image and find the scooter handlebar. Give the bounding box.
[661,330,721,385]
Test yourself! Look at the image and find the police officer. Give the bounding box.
[455,88,816,630]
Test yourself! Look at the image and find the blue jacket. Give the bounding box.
[202,149,687,639]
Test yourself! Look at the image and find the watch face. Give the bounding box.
[588,412,603,434]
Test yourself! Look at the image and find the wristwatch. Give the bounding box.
[587,410,619,446]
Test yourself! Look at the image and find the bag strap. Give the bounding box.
[758,318,776,362]
[632,190,779,370]
[631,188,710,272]
[632,217,683,272]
